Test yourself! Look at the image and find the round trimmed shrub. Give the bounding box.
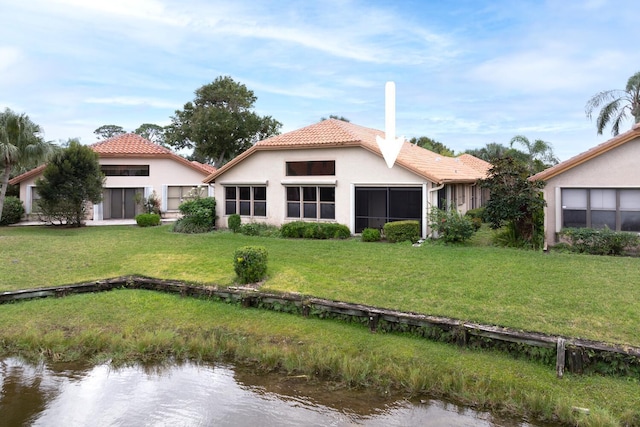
[135,213,161,227]
[361,228,381,242]
[234,246,268,284]
[0,196,25,226]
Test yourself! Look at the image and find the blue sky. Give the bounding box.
[2,0,639,161]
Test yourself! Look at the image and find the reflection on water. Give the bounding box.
[0,358,543,426]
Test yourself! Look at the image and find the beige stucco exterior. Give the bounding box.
[212,146,480,237]
[16,156,212,220]
[535,131,640,245]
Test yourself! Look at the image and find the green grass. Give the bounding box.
[1,289,639,426]
[2,225,640,425]
[2,225,639,346]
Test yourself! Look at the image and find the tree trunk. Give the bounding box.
[0,164,13,220]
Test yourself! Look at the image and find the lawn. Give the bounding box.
[2,224,640,425]
[1,224,638,346]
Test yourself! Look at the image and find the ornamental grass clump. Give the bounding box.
[233,246,268,284]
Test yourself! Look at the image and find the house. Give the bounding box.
[530,123,640,245]
[9,133,215,221]
[203,119,490,237]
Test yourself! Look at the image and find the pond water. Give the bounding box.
[1,358,547,426]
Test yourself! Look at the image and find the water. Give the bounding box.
[0,358,544,426]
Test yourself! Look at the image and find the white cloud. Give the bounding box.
[84,97,179,109]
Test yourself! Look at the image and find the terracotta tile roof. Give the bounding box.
[9,133,214,184]
[91,133,177,156]
[530,123,640,181]
[204,119,488,184]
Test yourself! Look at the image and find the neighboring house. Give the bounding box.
[530,123,640,245]
[9,133,215,220]
[203,119,490,237]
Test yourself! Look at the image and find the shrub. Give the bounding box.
[429,207,476,243]
[383,220,420,243]
[135,213,161,227]
[361,228,381,242]
[228,214,241,233]
[174,197,216,234]
[240,222,281,237]
[281,221,350,239]
[559,227,640,256]
[465,207,486,221]
[0,196,25,225]
[234,246,268,284]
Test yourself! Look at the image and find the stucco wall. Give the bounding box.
[541,136,640,244]
[18,156,210,219]
[212,146,436,234]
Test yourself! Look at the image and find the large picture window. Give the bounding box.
[355,187,422,233]
[286,186,335,219]
[561,188,640,232]
[225,186,266,217]
[286,161,335,176]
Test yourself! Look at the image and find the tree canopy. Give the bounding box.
[0,108,55,219]
[94,125,126,140]
[164,76,282,167]
[134,123,167,146]
[409,136,455,156]
[509,135,559,174]
[320,115,350,122]
[35,139,104,227]
[480,156,546,248]
[585,70,640,136]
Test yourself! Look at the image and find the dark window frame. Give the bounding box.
[285,161,335,176]
[286,186,335,220]
[101,165,149,176]
[224,185,267,217]
[561,188,640,232]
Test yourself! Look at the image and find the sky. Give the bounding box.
[2,0,639,162]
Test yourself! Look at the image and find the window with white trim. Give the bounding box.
[167,186,205,211]
[225,186,266,217]
[286,186,335,219]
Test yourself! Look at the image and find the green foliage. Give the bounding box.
[383,220,420,243]
[164,76,282,166]
[361,227,381,242]
[239,222,281,238]
[233,245,268,284]
[173,197,216,234]
[429,207,476,243]
[586,70,640,136]
[135,213,161,227]
[408,136,455,156]
[93,125,126,140]
[480,157,546,249]
[559,227,640,256]
[228,214,241,232]
[281,221,350,239]
[135,191,161,215]
[35,139,104,227]
[0,196,24,225]
[465,208,486,231]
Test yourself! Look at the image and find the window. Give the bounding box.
[355,187,422,233]
[286,161,335,176]
[561,188,640,232]
[167,186,205,211]
[286,186,335,219]
[225,186,267,217]
[101,165,149,176]
[30,187,42,213]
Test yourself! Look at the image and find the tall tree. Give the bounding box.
[0,108,54,219]
[585,70,640,136]
[409,136,455,156]
[134,123,166,146]
[35,139,104,227]
[480,156,546,248]
[509,135,559,174]
[94,125,126,140]
[165,76,282,167]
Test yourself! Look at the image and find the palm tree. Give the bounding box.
[510,135,559,174]
[585,71,640,136]
[0,108,54,219]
